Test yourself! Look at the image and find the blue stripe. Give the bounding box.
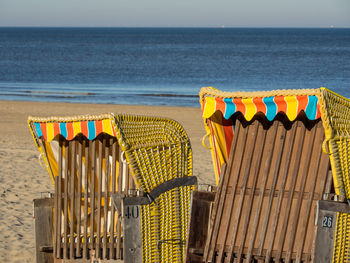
[223,98,236,119]
[34,123,43,137]
[88,121,96,140]
[59,123,67,139]
[263,97,277,121]
[305,96,318,120]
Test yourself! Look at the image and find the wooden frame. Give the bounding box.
[50,134,134,261]
[202,115,332,263]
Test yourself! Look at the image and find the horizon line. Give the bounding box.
[0,25,349,29]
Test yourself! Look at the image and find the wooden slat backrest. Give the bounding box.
[204,115,330,263]
[63,140,69,259]
[52,134,131,260]
[83,139,89,258]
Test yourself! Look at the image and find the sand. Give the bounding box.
[0,100,215,262]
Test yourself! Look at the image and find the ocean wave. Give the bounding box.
[0,92,79,99]
[24,90,95,96]
[139,93,198,98]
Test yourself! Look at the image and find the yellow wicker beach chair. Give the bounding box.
[28,113,196,263]
[196,87,350,263]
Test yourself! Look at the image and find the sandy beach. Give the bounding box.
[0,100,215,263]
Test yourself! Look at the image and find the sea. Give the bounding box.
[0,27,349,107]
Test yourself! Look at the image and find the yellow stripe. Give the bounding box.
[46,123,55,141]
[242,98,256,121]
[102,119,114,136]
[203,97,216,119]
[285,96,298,121]
[44,141,58,178]
[73,121,81,137]
[205,122,220,184]
[212,115,227,163]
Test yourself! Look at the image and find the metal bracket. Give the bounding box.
[111,176,197,263]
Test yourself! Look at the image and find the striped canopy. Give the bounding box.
[202,94,321,121]
[32,118,116,141]
[200,87,322,183]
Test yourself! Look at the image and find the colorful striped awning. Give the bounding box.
[200,88,324,184]
[33,119,116,141]
[202,95,321,121]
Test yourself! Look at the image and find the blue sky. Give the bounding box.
[0,0,349,27]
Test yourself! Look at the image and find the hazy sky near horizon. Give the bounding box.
[0,0,349,27]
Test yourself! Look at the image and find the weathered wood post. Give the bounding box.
[185,186,216,263]
[313,200,350,262]
[33,197,54,263]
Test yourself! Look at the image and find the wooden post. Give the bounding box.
[34,197,54,263]
[313,200,350,263]
[185,191,215,263]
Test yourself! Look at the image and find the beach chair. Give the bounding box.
[192,87,350,262]
[28,113,196,263]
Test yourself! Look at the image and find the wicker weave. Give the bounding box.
[112,114,194,262]
[318,89,350,262]
[28,113,194,263]
[199,87,350,263]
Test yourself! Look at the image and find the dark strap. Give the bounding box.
[112,176,197,208]
[125,176,197,205]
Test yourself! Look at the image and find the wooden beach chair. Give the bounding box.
[28,113,196,263]
[189,87,350,263]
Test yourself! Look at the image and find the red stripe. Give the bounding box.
[66,122,74,140]
[81,121,88,138]
[274,96,287,114]
[233,98,246,116]
[222,118,234,159]
[40,123,47,140]
[253,97,266,114]
[297,95,308,115]
[215,98,226,116]
[53,123,60,138]
[95,120,103,137]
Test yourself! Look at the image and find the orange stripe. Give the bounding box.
[274,96,287,114]
[215,98,226,116]
[112,122,116,136]
[53,123,60,138]
[202,99,206,116]
[233,98,246,116]
[81,121,88,138]
[95,120,103,137]
[253,97,266,114]
[316,103,321,119]
[297,95,308,115]
[66,122,74,140]
[40,123,47,140]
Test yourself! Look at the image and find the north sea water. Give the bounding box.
[0,27,349,107]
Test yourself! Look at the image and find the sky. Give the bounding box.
[0,0,349,27]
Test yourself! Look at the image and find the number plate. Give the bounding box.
[322,216,333,228]
[123,204,142,263]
